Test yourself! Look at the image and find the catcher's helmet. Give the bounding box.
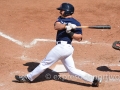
[57,3,74,16]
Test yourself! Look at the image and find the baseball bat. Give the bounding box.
[76,25,111,29]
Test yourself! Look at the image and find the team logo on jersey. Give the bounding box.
[61,20,67,25]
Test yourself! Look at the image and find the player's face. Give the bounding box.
[59,10,65,16]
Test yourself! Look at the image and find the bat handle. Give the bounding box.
[76,26,89,28]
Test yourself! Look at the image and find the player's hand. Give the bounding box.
[68,23,77,29]
[65,25,72,33]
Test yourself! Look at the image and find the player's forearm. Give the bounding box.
[72,34,82,42]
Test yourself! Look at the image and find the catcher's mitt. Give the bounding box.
[112,41,120,50]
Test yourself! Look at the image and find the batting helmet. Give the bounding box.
[57,3,74,16]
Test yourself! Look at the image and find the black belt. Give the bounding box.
[56,41,71,44]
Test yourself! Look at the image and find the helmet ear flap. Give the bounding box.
[64,11,74,16]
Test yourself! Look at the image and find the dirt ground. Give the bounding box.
[0,0,120,90]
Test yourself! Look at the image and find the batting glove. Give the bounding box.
[65,25,72,33]
[68,23,77,29]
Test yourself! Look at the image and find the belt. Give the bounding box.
[56,41,71,45]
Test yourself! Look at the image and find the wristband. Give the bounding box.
[67,32,74,37]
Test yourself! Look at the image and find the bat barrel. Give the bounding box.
[89,25,111,29]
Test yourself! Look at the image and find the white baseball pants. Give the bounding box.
[27,41,94,82]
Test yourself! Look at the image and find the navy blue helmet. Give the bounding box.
[57,3,74,16]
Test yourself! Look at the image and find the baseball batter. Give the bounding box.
[15,2,101,87]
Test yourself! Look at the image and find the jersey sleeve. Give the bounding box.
[75,22,82,34]
[54,16,61,26]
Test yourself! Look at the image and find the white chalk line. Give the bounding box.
[0,32,24,46]
[0,31,111,48]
